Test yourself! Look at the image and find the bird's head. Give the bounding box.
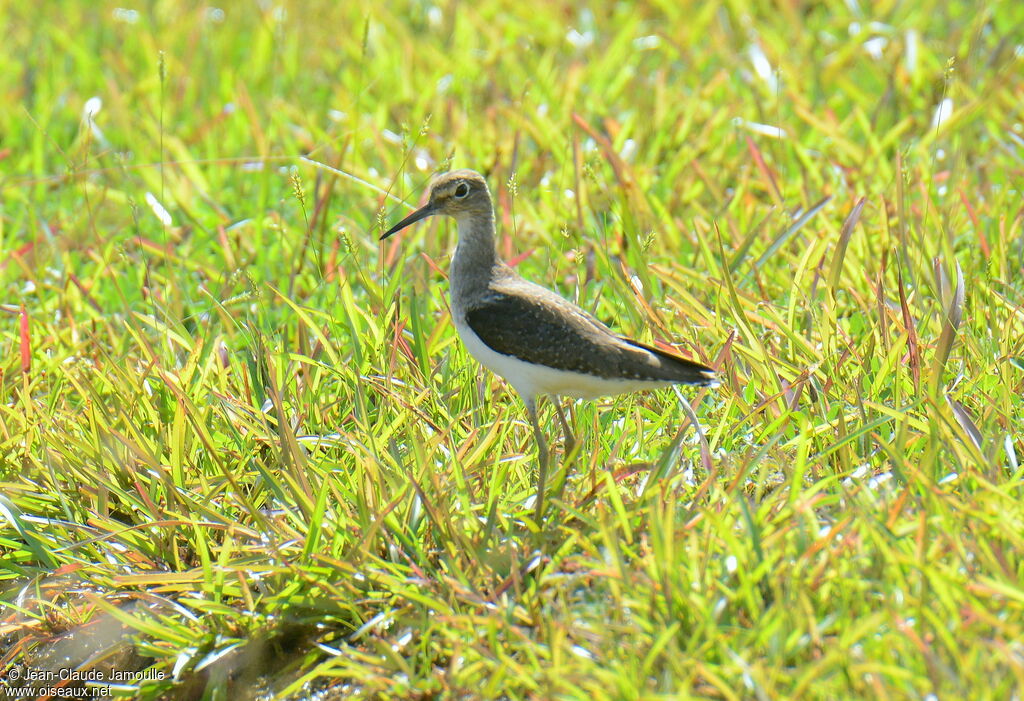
[380,169,491,240]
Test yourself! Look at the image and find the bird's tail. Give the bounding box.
[625,338,719,387]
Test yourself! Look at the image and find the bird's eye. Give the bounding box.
[454,183,470,198]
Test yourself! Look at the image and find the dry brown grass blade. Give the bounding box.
[896,264,922,390]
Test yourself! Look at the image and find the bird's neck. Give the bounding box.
[450,210,498,310]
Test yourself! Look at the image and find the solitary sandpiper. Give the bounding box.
[380,169,716,519]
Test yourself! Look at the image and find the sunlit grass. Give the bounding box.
[2,1,1023,698]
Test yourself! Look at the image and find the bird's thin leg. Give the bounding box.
[553,400,576,459]
[551,399,577,506]
[527,399,549,524]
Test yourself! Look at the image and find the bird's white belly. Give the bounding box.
[453,319,671,402]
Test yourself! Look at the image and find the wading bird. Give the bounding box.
[380,170,716,520]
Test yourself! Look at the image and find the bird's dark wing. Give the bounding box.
[463,289,715,385]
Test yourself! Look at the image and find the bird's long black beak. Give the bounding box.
[379,203,436,240]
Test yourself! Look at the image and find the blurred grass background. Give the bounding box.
[1,0,1023,698]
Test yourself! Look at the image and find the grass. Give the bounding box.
[1,0,1023,698]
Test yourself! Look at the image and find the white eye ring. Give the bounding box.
[454,183,469,198]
